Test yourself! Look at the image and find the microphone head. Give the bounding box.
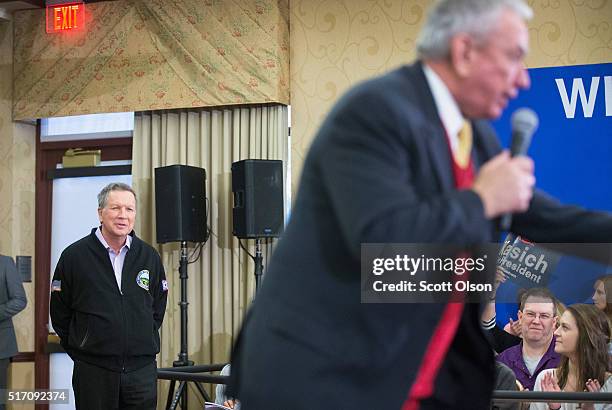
[511,108,539,136]
[510,108,539,156]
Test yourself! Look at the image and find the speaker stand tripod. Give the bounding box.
[253,238,264,291]
[165,241,210,410]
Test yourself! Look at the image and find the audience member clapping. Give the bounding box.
[530,304,612,410]
[592,275,612,356]
[497,288,561,391]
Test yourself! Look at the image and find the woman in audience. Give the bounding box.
[592,275,612,356]
[593,275,612,325]
[531,304,612,410]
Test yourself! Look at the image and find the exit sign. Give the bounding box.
[46,2,85,33]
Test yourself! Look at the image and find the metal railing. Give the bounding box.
[492,390,612,405]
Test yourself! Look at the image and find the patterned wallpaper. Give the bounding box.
[289,0,612,190]
[0,21,36,353]
[529,0,612,67]
[289,0,428,188]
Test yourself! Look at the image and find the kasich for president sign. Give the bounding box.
[497,235,561,288]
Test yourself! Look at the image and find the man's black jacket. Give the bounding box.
[50,228,167,372]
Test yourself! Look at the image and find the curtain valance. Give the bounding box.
[13,0,289,120]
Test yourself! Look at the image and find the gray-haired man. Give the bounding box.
[228,1,612,409]
[51,183,168,410]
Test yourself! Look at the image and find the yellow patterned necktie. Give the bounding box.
[455,120,473,168]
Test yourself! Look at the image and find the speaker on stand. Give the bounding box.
[155,164,209,410]
[231,159,284,291]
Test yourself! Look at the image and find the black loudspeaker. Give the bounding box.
[232,159,283,238]
[155,165,207,243]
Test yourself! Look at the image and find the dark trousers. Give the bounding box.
[0,358,9,410]
[72,360,157,410]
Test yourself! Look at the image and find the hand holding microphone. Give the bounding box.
[472,108,539,225]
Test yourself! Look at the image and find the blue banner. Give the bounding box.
[492,63,612,325]
[493,62,612,212]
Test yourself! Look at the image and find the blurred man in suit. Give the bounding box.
[0,255,27,410]
[228,0,612,408]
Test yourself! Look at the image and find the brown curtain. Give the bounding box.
[131,104,288,407]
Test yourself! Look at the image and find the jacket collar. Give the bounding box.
[408,61,455,192]
[89,227,138,251]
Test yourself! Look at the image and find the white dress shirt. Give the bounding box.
[95,227,131,294]
[423,63,466,154]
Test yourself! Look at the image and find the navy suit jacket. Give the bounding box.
[229,63,612,409]
[0,255,27,359]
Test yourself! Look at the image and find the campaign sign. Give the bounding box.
[497,235,561,288]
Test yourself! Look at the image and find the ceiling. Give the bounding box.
[0,0,114,20]
[0,0,43,13]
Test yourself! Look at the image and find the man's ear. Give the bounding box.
[98,208,103,224]
[449,33,475,78]
[517,310,523,321]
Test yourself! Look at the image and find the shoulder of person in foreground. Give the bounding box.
[495,361,519,391]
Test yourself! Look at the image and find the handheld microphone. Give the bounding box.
[500,108,539,231]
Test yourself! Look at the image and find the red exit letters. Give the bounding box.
[46,2,85,33]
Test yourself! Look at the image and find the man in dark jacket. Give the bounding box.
[50,182,167,410]
[228,0,612,409]
[0,255,27,410]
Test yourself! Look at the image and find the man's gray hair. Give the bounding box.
[98,182,137,208]
[416,0,533,60]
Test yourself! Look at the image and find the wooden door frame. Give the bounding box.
[34,128,132,409]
